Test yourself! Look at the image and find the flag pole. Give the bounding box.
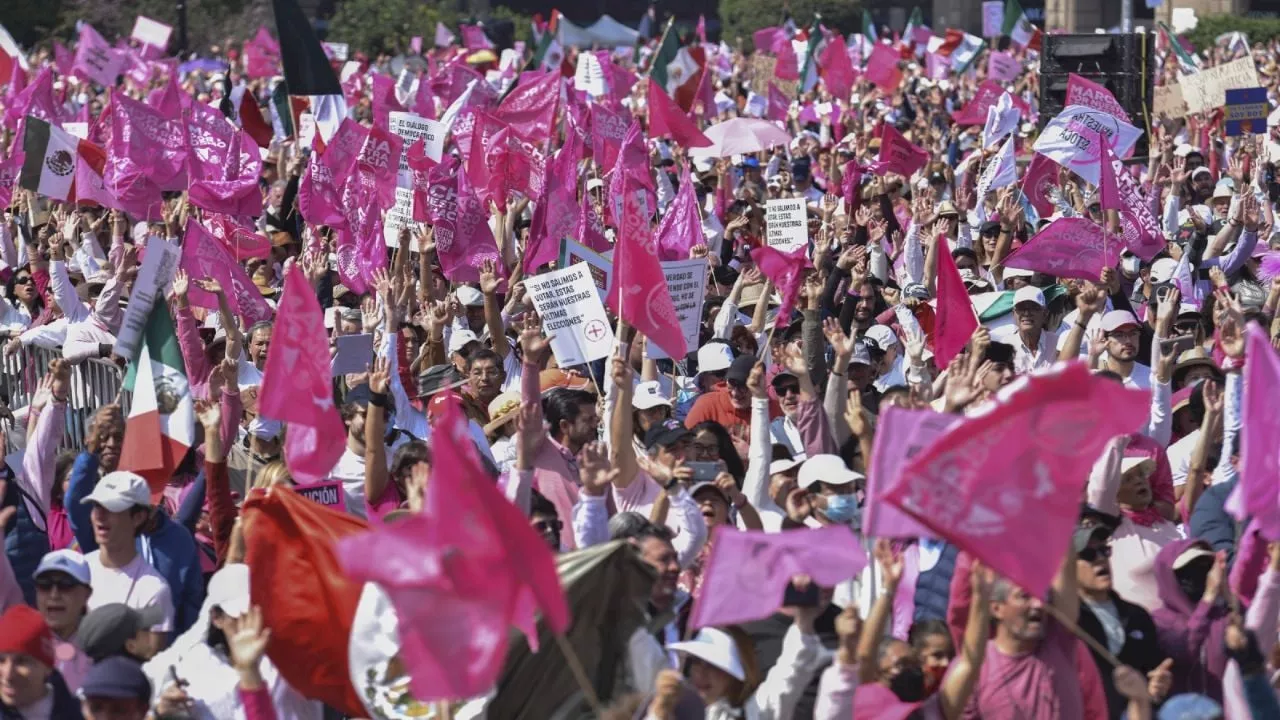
[647,18,678,80]
[553,632,606,715]
[1042,603,1122,668]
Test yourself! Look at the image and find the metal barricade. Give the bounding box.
[0,345,132,452]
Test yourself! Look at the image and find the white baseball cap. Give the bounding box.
[455,286,485,307]
[1149,258,1178,285]
[798,454,864,490]
[1013,285,1046,308]
[448,329,480,356]
[1003,267,1035,280]
[769,458,803,475]
[863,325,899,352]
[696,343,734,376]
[666,628,745,680]
[632,380,673,410]
[81,471,152,513]
[207,563,251,618]
[586,178,605,192]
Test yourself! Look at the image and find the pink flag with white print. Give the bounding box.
[298,118,369,228]
[1226,325,1280,539]
[207,213,271,260]
[753,244,811,328]
[591,102,631,172]
[1003,217,1121,281]
[526,135,581,273]
[1021,153,1058,219]
[577,191,611,254]
[1099,133,1164,260]
[180,218,274,326]
[73,24,125,88]
[108,91,188,192]
[883,362,1150,597]
[188,131,263,217]
[493,71,560,147]
[597,52,638,108]
[1065,73,1130,124]
[425,156,503,284]
[462,110,507,191]
[260,267,344,484]
[932,240,976,369]
[655,165,702,261]
[336,395,569,701]
[689,526,868,629]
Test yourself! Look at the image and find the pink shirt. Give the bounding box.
[54,638,92,693]
[961,621,1083,720]
[366,482,404,523]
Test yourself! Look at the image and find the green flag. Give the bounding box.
[862,10,877,42]
[648,18,679,90]
[798,17,823,93]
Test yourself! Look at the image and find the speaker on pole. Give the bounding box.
[1038,33,1156,157]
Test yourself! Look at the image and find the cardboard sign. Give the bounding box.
[296,481,346,510]
[987,52,1019,83]
[559,238,613,302]
[765,198,808,252]
[387,111,446,186]
[1179,56,1260,115]
[648,258,709,361]
[383,187,415,247]
[114,238,181,360]
[131,16,173,49]
[748,55,796,98]
[982,1,1005,38]
[524,262,616,367]
[1225,87,1268,136]
[331,333,374,376]
[1153,84,1188,119]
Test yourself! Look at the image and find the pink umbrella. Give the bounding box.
[687,117,793,158]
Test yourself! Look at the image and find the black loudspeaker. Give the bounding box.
[483,19,515,51]
[1038,33,1156,157]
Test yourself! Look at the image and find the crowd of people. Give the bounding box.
[1,7,1280,720]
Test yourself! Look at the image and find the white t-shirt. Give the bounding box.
[85,551,175,632]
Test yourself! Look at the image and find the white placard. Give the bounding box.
[647,258,709,361]
[765,198,808,252]
[383,187,415,247]
[62,122,89,139]
[322,42,350,61]
[524,262,616,368]
[297,113,316,149]
[131,16,173,49]
[558,238,613,303]
[114,237,181,360]
[574,53,606,97]
[331,333,374,376]
[387,111,446,187]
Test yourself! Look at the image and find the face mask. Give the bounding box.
[823,494,860,524]
[1176,567,1208,604]
[889,665,927,703]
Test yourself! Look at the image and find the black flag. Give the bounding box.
[270,0,341,96]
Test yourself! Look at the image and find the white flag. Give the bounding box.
[1033,105,1142,186]
[982,92,1020,148]
[976,135,1017,200]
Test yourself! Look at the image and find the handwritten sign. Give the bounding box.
[1153,84,1188,119]
[648,259,709,361]
[1179,56,1260,115]
[524,262,616,367]
[296,481,346,510]
[1225,87,1268,136]
[987,52,1019,82]
[765,198,808,252]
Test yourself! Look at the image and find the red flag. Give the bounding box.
[753,244,812,328]
[932,241,977,369]
[1021,153,1058,219]
[258,267,346,483]
[884,363,1150,597]
[871,124,928,178]
[647,81,711,149]
[336,396,569,700]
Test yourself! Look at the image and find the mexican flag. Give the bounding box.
[531,10,563,70]
[650,20,704,111]
[19,118,85,202]
[862,10,878,43]
[797,18,823,93]
[1159,22,1200,73]
[1002,0,1035,48]
[119,302,195,495]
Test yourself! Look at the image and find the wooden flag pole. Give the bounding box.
[554,632,605,716]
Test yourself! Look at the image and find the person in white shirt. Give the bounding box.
[1096,309,1152,390]
[79,471,176,640]
[991,285,1058,375]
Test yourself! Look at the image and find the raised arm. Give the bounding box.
[608,347,641,490]
[857,540,904,685]
[938,562,994,720]
[20,361,69,517]
[479,259,510,359]
[1058,283,1106,362]
[364,357,393,507]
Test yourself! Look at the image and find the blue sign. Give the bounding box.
[1225,87,1268,136]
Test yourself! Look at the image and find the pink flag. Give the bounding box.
[185,101,238,182]
[207,213,272,260]
[461,111,506,188]
[841,159,867,212]
[753,244,811,328]
[493,71,560,147]
[884,363,1150,597]
[655,165,703,261]
[774,40,800,81]
[606,146,687,358]
[73,25,125,88]
[3,67,58,128]
[188,132,263,217]
[1065,73,1130,123]
[871,125,928,178]
[146,72,185,118]
[3,60,25,103]
[476,126,543,211]
[434,22,456,48]
[425,157,503,284]
[696,15,707,44]
[526,135,581,272]
[1101,136,1165,260]
[1225,326,1280,539]
[986,51,1020,82]
[353,123,403,210]
[576,191,610,254]
[336,396,569,701]
[766,83,790,123]
[411,72,436,119]
[864,44,902,91]
[932,240,976,369]
[688,526,868,629]
[1003,217,1121,281]
[1021,153,1058,219]
[597,52,638,107]
[752,27,785,53]
[692,65,718,122]
[370,72,406,130]
[259,266,344,484]
[866,406,957,538]
[925,52,949,80]
[460,25,492,51]
[647,81,712,149]
[180,219,274,326]
[244,27,280,78]
[406,139,437,222]
[1098,133,1121,212]
[818,32,857,101]
[0,150,22,209]
[952,80,1027,126]
[590,102,631,172]
[53,41,74,77]
[108,91,188,191]
[298,118,369,228]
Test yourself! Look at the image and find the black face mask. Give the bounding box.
[1176,563,1210,604]
[889,665,927,703]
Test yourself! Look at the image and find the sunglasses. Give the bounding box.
[532,519,563,534]
[13,276,33,286]
[1078,545,1112,563]
[774,383,801,397]
[35,577,83,592]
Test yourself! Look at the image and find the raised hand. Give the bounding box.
[823,317,857,360]
[578,441,618,497]
[368,356,391,394]
[518,314,553,365]
[479,258,501,295]
[195,398,221,430]
[226,605,272,673]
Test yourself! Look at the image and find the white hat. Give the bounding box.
[1013,285,1046,308]
[1150,258,1178,285]
[33,549,91,585]
[207,563,251,618]
[798,454,864,490]
[1211,181,1234,200]
[1172,544,1216,570]
[1003,267,1035,280]
[769,458,803,475]
[448,328,480,356]
[863,324,899,351]
[1176,302,1200,318]
[586,178,605,192]
[455,286,485,307]
[696,343,734,376]
[632,380,673,410]
[81,471,152,513]
[248,416,283,441]
[666,628,745,681]
[1120,456,1155,477]
[1174,144,1201,158]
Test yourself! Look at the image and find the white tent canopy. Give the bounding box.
[557,15,640,48]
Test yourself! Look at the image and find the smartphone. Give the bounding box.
[1160,334,1196,356]
[782,581,820,607]
[686,461,721,483]
[1154,284,1175,304]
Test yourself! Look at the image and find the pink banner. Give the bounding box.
[1003,217,1122,280]
[180,219,274,326]
[73,25,125,88]
[425,157,503,284]
[864,44,902,92]
[866,407,957,538]
[986,51,1020,82]
[1065,73,1130,123]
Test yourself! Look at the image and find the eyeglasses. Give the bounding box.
[1078,545,1112,563]
[774,383,801,397]
[532,519,562,534]
[35,577,83,592]
[13,276,32,286]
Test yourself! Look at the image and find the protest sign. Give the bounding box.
[524,262,616,367]
[296,481,346,510]
[1033,106,1143,185]
[387,111,446,185]
[559,238,613,302]
[298,113,317,149]
[1065,74,1130,122]
[765,198,808,252]
[115,238,180,360]
[1179,56,1260,115]
[383,187,415,247]
[987,52,1019,82]
[648,259,709,361]
[982,2,1005,37]
[322,42,350,61]
[1153,84,1188,118]
[331,333,374,376]
[748,55,796,98]
[131,16,173,49]
[1225,87,1268,136]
